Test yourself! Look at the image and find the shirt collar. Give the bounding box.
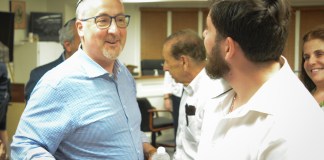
[240,56,292,115]
[75,48,122,79]
[183,68,206,96]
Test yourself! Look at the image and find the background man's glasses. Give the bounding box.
[79,15,131,29]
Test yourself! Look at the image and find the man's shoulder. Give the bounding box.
[0,63,7,77]
[199,76,230,96]
[0,62,5,69]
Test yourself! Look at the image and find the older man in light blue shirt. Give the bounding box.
[11,49,150,159]
[11,0,156,159]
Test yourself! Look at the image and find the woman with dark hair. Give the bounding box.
[300,25,324,107]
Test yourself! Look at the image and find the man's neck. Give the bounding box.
[64,51,72,59]
[227,60,281,108]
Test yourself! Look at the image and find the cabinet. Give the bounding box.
[135,76,165,110]
[13,41,63,84]
[140,8,208,60]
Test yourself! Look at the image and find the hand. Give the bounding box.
[147,150,156,160]
[164,98,172,111]
[0,141,6,160]
[143,142,156,160]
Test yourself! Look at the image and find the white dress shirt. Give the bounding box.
[173,68,230,160]
[197,57,324,160]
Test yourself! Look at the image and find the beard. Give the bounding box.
[206,42,230,79]
[102,45,123,60]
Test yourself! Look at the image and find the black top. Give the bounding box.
[0,62,10,130]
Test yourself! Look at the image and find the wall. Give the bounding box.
[14,0,47,45]
[121,4,142,69]
[0,1,9,12]
[0,0,76,45]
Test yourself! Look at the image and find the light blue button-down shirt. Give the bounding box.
[11,49,148,160]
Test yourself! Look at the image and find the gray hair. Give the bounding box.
[58,18,77,46]
[164,29,206,62]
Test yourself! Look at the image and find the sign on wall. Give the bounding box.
[10,0,26,29]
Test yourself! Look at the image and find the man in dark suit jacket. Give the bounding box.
[0,62,10,160]
[24,18,80,102]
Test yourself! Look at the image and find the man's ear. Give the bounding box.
[63,41,71,53]
[224,37,236,60]
[180,55,189,70]
[76,20,84,37]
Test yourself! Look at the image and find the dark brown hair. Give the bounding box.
[209,0,291,62]
[300,25,324,92]
[164,29,206,62]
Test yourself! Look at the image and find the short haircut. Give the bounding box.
[209,0,291,62]
[58,18,77,46]
[164,29,206,62]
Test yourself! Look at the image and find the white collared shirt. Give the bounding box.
[173,68,230,160]
[197,56,324,160]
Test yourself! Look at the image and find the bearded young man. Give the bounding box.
[197,0,324,159]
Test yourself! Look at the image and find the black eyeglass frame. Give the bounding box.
[79,15,131,29]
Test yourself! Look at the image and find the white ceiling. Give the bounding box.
[123,0,324,6]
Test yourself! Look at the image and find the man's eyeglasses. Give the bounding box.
[79,15,131,29]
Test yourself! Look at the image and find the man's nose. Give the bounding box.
[108,19,117,33]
